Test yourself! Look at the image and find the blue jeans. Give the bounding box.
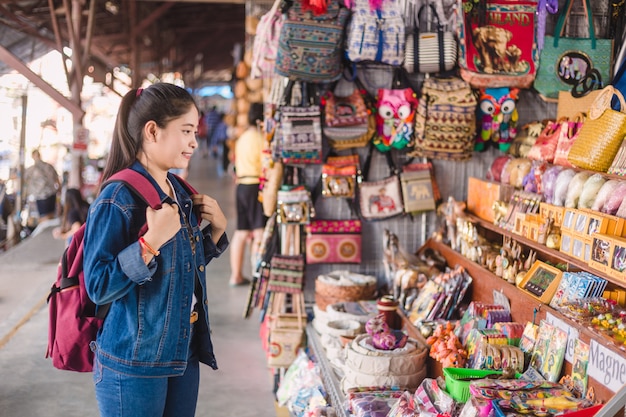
[93,338,200,417]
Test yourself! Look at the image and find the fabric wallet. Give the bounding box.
[305,219,362,264]
[267,254,305,294]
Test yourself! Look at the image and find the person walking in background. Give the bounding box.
[210,113,229,177]
[52,188,89,246]
[24,149,61,222]
[82,83,228,417]
[205,105,220,155]
[229,103,266,286]
[197,110,209,158]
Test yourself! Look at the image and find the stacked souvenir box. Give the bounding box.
[560,208,626,263]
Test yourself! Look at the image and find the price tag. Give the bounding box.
[587,340,626,392]
[545,312,579,363]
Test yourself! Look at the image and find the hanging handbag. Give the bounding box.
[250,0,284,79]
[345,0,405,66]
[325,115,376,151]
[357,146,404,221]
[277,185,313,224]
[409,76,476,161]
[267,254,305,294]
[568,86,626,172]
[458,0,539,88]
[324,86,368,128]
[266,292,306,368]
[275,0,349,82]
[321,154,359,198]
[400,163,437,213]
[553,113,585,167]
[305,219,362,264]
[277,82,322,165]
[535,0,614,102]
[404,3,457,74]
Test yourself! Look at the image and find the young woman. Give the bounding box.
[83,83,228,417]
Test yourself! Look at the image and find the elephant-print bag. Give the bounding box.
[357,144,404,221]
[458,0,539,89]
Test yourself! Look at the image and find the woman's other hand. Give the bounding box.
[192,194,227,242]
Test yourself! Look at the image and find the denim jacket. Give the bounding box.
[83,162,228,377]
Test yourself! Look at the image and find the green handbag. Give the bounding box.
[534,0,614,102]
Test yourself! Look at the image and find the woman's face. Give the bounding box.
[153,106,199,171]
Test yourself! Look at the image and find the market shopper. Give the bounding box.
[24,149,60,221]
[52,188,89,246]
[83,83,228,417]
[228,102,266,286]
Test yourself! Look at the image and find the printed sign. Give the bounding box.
[588,339,626,393]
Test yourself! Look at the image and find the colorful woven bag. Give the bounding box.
[267,254,305,293]
[409,76,477,160]
[275,0,349,82]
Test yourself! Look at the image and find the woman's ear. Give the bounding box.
[143,120,158,142]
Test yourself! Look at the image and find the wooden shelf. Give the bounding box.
[464,212,622,287]
[422,238,625,403]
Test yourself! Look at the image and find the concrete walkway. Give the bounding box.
[0,154,277,417]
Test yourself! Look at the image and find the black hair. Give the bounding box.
[101,83,198,185]
[248,102,264,126]
[61,188,89,232]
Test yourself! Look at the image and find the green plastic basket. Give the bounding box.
[443,368,505,403]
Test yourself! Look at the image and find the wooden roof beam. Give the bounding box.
[0,44,84,120]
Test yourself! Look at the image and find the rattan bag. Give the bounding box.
[567,86,626,172]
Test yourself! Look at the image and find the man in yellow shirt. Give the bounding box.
[229,103,267,286]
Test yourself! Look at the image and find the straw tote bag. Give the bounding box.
[567,86,626,172]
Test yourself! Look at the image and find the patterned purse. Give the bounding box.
[277,82,322,165]
[275,0,349,82]
[305,219,362,264]
[324,87,368,127]
[409,76,476,161]
[357,146,404,221]
[267,254,305,294]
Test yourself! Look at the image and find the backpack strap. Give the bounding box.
[104,169,201,231]
[105,169,163,210]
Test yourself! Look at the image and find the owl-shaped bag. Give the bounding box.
[374,88,418,152]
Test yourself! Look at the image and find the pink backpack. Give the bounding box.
[250,0,284,79]
[46,169,197,372]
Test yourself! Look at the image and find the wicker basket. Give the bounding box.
[314,271,377,311]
